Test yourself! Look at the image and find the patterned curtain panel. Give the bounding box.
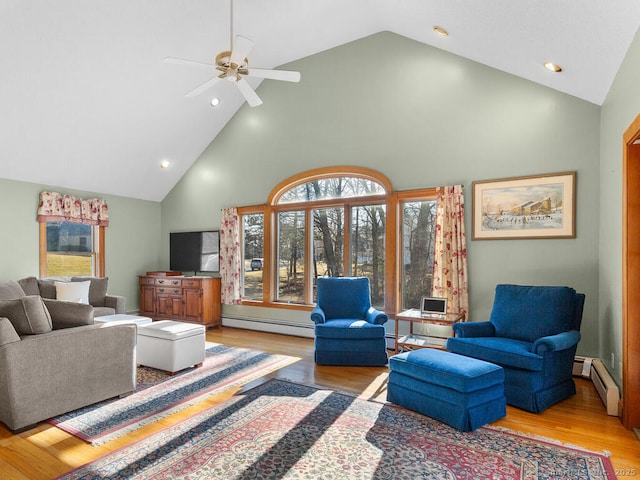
[220,207,242,305]
[432,185,469,319]
[36,191,109,226]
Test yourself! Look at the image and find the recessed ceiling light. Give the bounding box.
[544,62,563,73]
[210,97,220,107]
[433,26,449,37]
[160,160,171,169]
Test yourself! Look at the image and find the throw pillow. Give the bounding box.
[0,296,53,335]
[0,280,27,300]
[0,317,21,345]
[55,281,91,304]
[71,276,108,307]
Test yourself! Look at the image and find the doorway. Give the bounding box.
[622,112,640,429]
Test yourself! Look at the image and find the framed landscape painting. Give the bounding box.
[472,171,576,240]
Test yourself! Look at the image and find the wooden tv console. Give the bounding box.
[138,274,221,328]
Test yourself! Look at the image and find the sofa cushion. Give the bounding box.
[17,276,40,296]
[0,281,27,300]
[447,336,544,371]
[314,319,386,339]
[72,276,108,307]
[489,284,577,343]
[0,317,21,346]
[0,296,53,335]
[55,281,91,304]
[93,306,116,317]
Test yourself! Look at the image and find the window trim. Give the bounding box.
[39,222,105,278]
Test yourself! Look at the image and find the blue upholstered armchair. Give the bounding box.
[311,277,389,366]
[446,284,585,413]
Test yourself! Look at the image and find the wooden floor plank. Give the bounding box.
[0,327,637,478]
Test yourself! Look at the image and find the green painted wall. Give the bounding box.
[599,27,640,384]
[162,32,602,356]
[0,178,162,310]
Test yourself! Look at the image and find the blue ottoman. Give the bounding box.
[387,349,506,432]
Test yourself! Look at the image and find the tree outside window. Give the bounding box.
[242,213,264,300]
[238,167,436,313]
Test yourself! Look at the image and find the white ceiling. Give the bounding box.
[2,0,640,202]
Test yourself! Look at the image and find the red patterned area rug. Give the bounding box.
[49,344,299,446]
[57,379,616,480]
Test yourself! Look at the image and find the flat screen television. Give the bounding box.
[170,230,220,273]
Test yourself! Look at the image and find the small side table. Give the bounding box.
[394,309,465,353]
[94,313,152,327]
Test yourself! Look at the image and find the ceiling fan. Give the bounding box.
[164,0,300,107]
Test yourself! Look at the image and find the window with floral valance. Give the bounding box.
[36,191,109,226]
[37,191,108,278]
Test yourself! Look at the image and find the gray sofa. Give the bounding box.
[0,280,136,431]
[18,276,126,317]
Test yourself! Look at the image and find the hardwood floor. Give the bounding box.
[0,327,638,478]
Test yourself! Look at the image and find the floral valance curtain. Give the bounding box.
[36,191,109,226]
[220,207,242,305]
[432,185,469,319]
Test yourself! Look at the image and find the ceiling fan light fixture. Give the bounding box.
[544,62,563,73]
[166,0,300,107]
[433,26,449,37]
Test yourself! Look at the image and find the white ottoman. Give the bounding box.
[137,320,206,374]
[94,314,153,327]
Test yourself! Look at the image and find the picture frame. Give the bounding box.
[472,171,576,240]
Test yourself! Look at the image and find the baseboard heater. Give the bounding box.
[590,359,620,416]
[573,356,620,416]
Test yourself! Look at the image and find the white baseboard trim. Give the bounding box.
[221,316,396,351]
[222,316,315,339]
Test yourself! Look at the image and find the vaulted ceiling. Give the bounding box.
[2,0,639,201]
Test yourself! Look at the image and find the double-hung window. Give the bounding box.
[40,222,104,277]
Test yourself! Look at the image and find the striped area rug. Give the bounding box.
[49,343,299,445]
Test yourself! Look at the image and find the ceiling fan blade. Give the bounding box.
[245,68,301,83]
[230,35,254,66]
[184,75,222,98]
[236,77,263,107]
[163,57,216,68]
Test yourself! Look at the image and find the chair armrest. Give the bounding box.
[310,306,326,324]
[532,330,581,354]
[366,307,388,325]
[42,299,94,329]
[104,294,126,314]
[452,321,496,338]
[0,318,20,346]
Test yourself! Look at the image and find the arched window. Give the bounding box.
[239,167,436,313]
